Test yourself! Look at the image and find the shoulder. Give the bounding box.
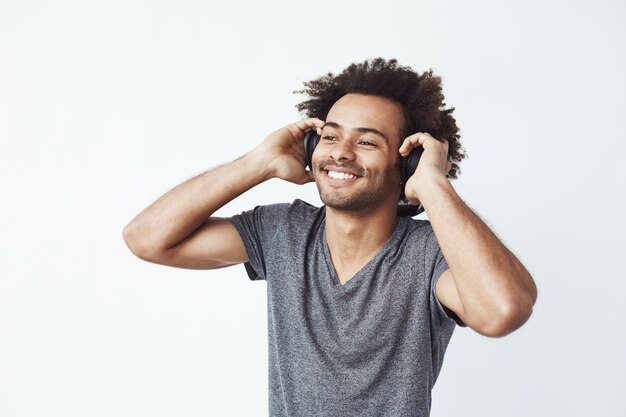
[399,216,435,240]
[288,198,321,218]
[392,217,445,260]
[232,199,321,225]
[380,217,436,263]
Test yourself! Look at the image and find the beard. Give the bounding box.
[313,160,401,212]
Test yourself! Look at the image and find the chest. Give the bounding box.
[333,258,373,286]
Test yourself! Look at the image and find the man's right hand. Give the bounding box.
[254,117,325,185]
[123,117,325,269]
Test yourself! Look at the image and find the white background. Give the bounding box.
[1,0,625,416]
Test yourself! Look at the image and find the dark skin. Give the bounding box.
[312,93,536,336]
[123,92,536,337]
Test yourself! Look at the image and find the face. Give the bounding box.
[312,93,405,213]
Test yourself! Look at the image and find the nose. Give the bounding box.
[329,139,356,162]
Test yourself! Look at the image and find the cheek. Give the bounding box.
[310,147,321,170]
[361,153,394,172]
[311,144,327,165]
[375,158,402,184]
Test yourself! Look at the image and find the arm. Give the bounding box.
[122,118,325,269]
[401,133,537,337]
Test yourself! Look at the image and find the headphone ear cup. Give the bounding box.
[401,147,423,183]
[303,131,321,170]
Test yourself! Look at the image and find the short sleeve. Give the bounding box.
[426,230,467,328]
[227,203,290,281]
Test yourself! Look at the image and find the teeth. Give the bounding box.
[327,170,356,180]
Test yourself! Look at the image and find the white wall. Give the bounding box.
[1,0,624,416]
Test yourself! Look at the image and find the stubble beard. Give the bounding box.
[314,162,400,212]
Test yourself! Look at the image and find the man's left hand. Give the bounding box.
[399,132,453,205]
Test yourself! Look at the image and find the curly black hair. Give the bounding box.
[293,57,467,181]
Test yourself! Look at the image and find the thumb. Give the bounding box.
[301,170,315,184]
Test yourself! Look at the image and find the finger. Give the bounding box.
[399,134,420,156]
[406,196,421,205]
[399,132,433,155]
[300,170,315,184]
[413,132,448,152]
[294,117,325,134]
[419,132,444,150]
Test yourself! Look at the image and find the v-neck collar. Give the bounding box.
[319,216,406,290]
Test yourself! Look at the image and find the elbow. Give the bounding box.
[477,299,534,338]
[122,224,181,266]
[122,224,151,260]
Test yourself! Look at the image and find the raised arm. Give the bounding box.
[401,132,537,337]
[122,117,325,269]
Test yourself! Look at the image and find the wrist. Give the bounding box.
[237,150,275,183]
[408,174,453,207]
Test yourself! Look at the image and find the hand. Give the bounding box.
[254,117,325,185]
[399,132,452,205]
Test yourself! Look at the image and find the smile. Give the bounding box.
[326,170,358,180]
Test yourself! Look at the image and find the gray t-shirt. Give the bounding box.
[228,199,465,417]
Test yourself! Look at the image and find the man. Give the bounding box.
[123,58,537,416]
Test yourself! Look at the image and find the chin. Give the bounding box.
[314,167,401,212]
[318,188,390,212]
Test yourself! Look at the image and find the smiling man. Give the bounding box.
[123,58,537,417]
[315,99,402,213]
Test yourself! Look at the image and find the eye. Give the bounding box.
[322,135,338,141]
[358,139,377,147]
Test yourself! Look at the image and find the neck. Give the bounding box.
[324,203,399,265]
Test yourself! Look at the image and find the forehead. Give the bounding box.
[326,93,405,143]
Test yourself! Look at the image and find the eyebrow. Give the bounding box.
[322,121,389,142]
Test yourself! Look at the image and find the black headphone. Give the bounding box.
[303,130,425,216]
[303,130,423,184]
